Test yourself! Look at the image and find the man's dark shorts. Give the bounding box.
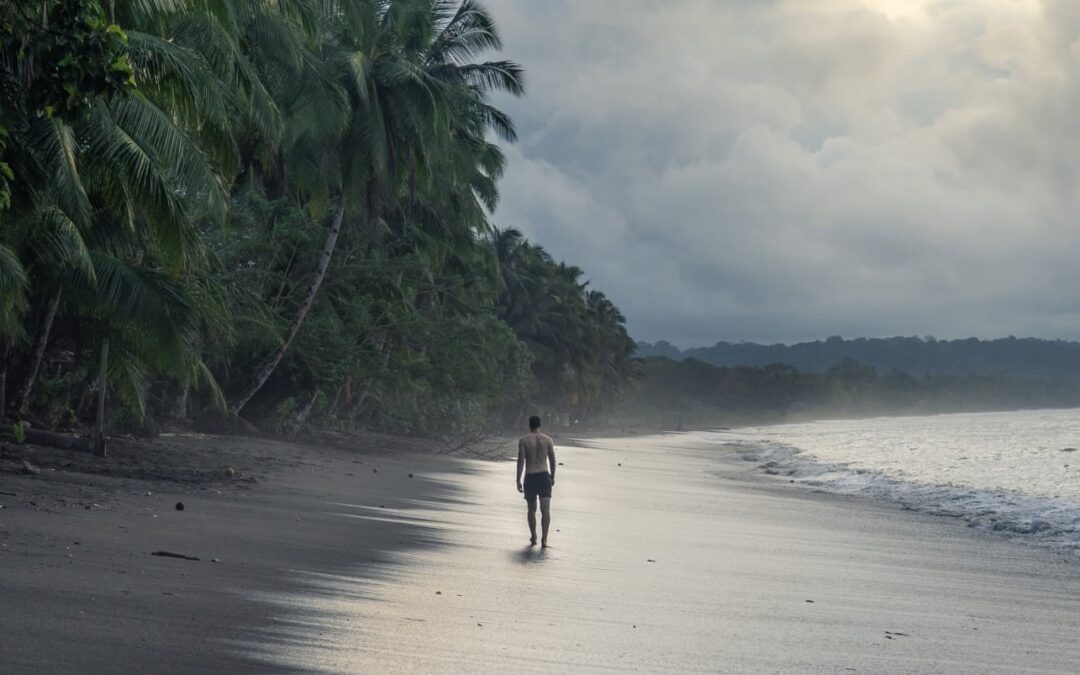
[523,472,553,503]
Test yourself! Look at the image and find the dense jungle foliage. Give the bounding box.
[0,0,639,438]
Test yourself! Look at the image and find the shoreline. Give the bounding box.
[3,431,1079,672]
[707,409,1080,558]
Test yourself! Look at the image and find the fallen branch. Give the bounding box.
[151,551,200,561]
[0,425,91,453]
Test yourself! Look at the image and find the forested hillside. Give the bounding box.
[0,0,638,442]
[637,336,1080,382]
[615,356,1080,430]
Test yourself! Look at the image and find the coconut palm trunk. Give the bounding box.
[229,196,347,416]
[14,290,61,418]
[0,343,9,421]
[171,379,189,420]
[94,337,109,456]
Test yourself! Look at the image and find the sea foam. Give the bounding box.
[704,410,1080,555]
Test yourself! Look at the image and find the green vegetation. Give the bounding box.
[617,356,1080,430]
[637,336,1080,382]
[0,0,638,439]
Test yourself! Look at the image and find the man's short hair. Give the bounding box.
[529,415,542,431]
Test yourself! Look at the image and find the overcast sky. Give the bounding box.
[482,0,1080,346]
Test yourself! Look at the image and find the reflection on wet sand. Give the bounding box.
[512,545,549,565]
[253,435,1080,674]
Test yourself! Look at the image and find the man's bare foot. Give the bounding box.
[541,540,549,548]
[530,536,537,546]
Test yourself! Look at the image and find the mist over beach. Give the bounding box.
[4,1,1080,673]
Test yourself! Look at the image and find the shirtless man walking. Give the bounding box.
[516,415,556,547]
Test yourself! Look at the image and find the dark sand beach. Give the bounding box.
[2,432,1079,673]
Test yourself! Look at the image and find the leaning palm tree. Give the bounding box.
[228,0,524,416]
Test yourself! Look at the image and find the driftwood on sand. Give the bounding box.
[0,425,92,453]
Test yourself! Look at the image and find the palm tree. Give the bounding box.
[0,0,243,422]
[488,227,641,420]
[228,0,524,417]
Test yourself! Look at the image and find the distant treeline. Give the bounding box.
[636,336,1080,382]
[612,356,1080,429]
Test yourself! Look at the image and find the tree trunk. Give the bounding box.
[363,178,380,255]
[270,242,300,309]
[350,383,372,426]
[0,343,9,422]
[296,388,319,426]
[350,331,394,426]
[14,290,61,418]
[0,424,91,452]
[229,195,347,416]
[94,338,108,457]
[172,379,189,419]
[327,383,344,419]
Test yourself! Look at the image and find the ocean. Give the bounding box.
[713,408,1080,554]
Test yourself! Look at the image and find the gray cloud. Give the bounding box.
[485,0,1080,345]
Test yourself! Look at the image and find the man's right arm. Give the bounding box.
[547,437,556,485]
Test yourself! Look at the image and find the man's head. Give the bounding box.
[529,415,542,432]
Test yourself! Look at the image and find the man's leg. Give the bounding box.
[527,499,538,545]
[539,497,551,547]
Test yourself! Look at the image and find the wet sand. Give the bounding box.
[0,435,459,674]
[3,432,1080,673]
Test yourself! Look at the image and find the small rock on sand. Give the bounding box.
[20,460,40,475]
[175,502,185,511]
[1062,448,1077,452]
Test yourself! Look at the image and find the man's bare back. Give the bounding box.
[519,431,555,475]
[516,416,556,546]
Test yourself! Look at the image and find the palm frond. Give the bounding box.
[88,252,195,369]
[194,356,228,412]
[30,118,93,229]
[456,60,524,96]
[427,0,502,64]
[0,243,28,340]
[34,206,97,283]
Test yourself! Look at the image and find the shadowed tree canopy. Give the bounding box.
[0,0,638,441]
